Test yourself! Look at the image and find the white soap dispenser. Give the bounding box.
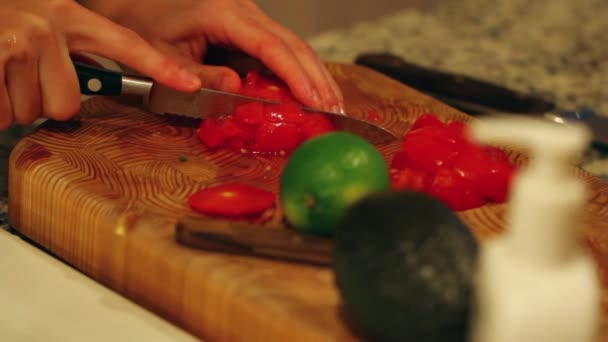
[467,115,601,342]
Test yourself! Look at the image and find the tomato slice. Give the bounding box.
[188,183,276,216]
[390,167,431,192]
[483,161,516,202]
[240,70,295,102]
[235,102,265,125]
[445,121,468,141]
[451,144,491,186]
[410,113,444,131]
[402,125,462,173]
[429,167,486,211]
[197,70,336,155]
[265,102,304,123]
[251,122,302,154]
[300,113,335,139]
[198,118,226,148]
[451,144,515,203]
[390,113,517,210]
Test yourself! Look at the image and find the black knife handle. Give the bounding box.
[73,61,123,96]
[355,52,557,114]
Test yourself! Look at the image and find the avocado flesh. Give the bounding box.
[333,190,478,342]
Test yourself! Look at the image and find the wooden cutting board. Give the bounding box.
[8,63,608,341]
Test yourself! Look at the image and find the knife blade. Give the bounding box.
[355,52,608,146]
[73,61,399,144]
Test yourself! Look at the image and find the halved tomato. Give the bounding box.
[188,183,276,216]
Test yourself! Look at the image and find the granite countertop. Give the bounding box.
[309,0,608,175]
[0,0,606,230]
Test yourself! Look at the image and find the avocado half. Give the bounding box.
[333,190,479,342]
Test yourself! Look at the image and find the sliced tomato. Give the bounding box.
[390,167,431,192]
[429,167,486,211]
[483,161,516,202]
[451,144,491,187]
[410,113,444,131]
[265,102,304,123]
[300,113,335,139]
[402,125,462,173]
[188,183,276,216]
[240,70,295,102]
[389,113,518,210]
[235,102,265,125]
[390,151,410,169]
[451,144,515,203]
[251,122,301,154]
[197,70,336,155]
[446,121,468,140]
[198,118,226,148]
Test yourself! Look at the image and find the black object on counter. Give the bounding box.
[333,190,478,342]
[355,52,556,115]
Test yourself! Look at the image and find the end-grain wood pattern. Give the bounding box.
[8,63,608,341]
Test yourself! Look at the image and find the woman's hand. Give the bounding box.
[83,0,345,113]
[0,0,201,129]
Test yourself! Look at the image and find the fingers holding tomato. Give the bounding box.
[81,0,345,113]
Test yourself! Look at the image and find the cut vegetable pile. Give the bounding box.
[196,71,336,155]
[390,114,516,211]
[188,71,518,223]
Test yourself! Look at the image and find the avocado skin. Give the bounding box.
[333,190,478,342]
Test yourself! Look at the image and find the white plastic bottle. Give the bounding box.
[467,115,601,342]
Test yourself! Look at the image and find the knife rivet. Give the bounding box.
[87,78,102,92]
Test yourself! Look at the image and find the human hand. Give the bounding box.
[84,0,345,113]
[0,0,201,129]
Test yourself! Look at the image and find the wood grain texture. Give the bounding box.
[8,63,608,341]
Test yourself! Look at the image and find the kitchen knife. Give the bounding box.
[73,61,399,144]
[355,52,608,146]
[175,217,334,266]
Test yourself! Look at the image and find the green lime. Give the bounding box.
[280,132,390,236]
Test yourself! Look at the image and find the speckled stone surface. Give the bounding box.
[309,0,607,116]
[1,0,606,230]
[308,0,608,177]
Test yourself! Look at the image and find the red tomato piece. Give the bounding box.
[235,102,265,125]
[300,114,335,139]
[390,167,431,192]
[402,125,462,173]
[218,118,244,137]
[219,119,251,150]
[240,71,295,102]
[390,151,410,169]
[429,167,486,211]
[197,70,337,155]
[446,121,468,141]
[410,113,444,131]
[451,144,516,203]
[265,102,304,123]
[251,122,302,154]
[188,183,276,216]
[198,118,225,148]
[451,144,491,186]
[483,161,516,203]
